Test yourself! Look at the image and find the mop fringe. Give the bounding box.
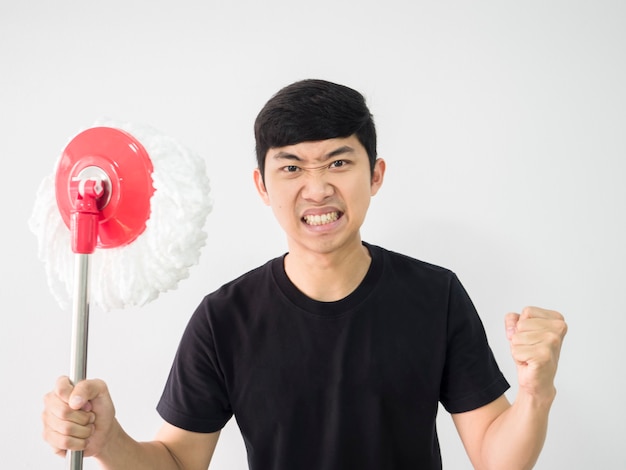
[29,119,212,312]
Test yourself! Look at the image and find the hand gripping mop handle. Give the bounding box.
[68,177,104,470]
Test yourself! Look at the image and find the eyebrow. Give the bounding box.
[271,145,355,163]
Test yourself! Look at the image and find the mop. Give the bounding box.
[29,119,212,470]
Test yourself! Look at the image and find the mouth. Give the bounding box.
[302,211,341,226]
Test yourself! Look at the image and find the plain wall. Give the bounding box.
[1,1,624,468]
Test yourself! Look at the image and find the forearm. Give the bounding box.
[94,420,181,470]
[481,388,556,470]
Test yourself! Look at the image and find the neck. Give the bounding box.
[284,240,371,302]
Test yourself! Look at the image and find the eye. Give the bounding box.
[329,159,349,169]
[282,165,300,173]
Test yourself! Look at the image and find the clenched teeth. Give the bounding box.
[303,211,339,226]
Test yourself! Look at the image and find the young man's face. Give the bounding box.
[254,135,385,257]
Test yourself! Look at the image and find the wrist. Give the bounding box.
[93,418,128,465]
[516,385,557,410]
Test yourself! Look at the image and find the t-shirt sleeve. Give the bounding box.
[439,274,510,414]
[157,298,233,433]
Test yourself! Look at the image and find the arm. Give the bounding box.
[42,376,219,470]
[452,306,567,470]
[97,421,219,470]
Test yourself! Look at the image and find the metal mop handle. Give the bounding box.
[68,253,91,470]
[66,175,104,470]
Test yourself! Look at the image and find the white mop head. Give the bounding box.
[29,119,212,311]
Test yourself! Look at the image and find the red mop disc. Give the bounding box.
[55,127,154,249]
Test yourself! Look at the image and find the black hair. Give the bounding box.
[254,79,377,180]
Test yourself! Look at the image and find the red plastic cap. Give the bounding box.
[55,127,155,250]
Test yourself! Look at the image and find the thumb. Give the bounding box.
[68,379,108,411]
[53,376,94,412]
[505,312,520,341]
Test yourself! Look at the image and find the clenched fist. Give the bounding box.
[42,376,117,458]
[505,307,568,401]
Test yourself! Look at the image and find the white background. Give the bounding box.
[1,1,625,468]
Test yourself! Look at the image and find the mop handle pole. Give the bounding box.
[68,253,91,470]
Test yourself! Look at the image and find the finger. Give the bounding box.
[42,402,95,454]
[520,306,564,321]
[42,424,92,453]
[510,342,557,367]
[44,389,94,426]
[510,328,565,353]
[514,317,559,333]
[43,407,95,440]
[509,329,552,347]
[514,316,568,341]
[44,433,68,459]
[53,376,74,403]
[52,447,67,458]
[505,312,520,341]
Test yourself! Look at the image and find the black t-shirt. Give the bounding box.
[157,243,509,469]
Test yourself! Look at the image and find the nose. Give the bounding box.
[300,169,334,202]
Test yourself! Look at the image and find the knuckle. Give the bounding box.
[537,346,552,363]
[92,377,110,393]
[76,377,108,397]
[517,319,533,334]
[58,420,75,436]
[43,390,59,408]
[548,331,561,344]
[68,423,92,439]
[62,437,85,452]
[57,406,75,421]
[521,305,540,318]
[58,431,88,451]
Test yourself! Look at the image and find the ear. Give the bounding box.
[370,158,386,196]
[253,168,271,205]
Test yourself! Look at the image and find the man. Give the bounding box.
[42,79,567,469]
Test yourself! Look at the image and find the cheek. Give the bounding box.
[348,180,374,203]
[268,180,302,205]
[266,191,293,219]
[341,184,372,222]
